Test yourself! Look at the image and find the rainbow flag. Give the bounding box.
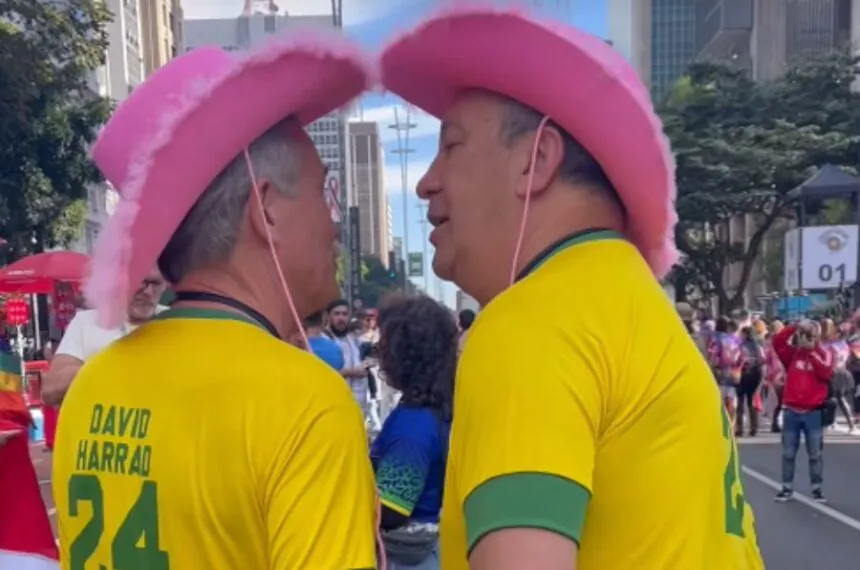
[0,352,29,428]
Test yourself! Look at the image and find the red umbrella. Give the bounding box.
[0,251,89,294]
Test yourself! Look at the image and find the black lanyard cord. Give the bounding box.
[172,291,281,339]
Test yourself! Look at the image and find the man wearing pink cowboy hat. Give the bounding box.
[380,6,764,570]
[52,29,378,569]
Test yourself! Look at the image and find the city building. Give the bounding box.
[140,0,184,76]
[76,0,149,253]
[183,12,348,185]
[697,0,853,81]
[607,0,653,80]
[606,0,697,102]
[348,122,391,267]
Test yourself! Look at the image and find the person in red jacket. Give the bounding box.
[771,320,832,503]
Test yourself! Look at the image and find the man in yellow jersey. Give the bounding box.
[379,7,764,570]
[53,33,377,569]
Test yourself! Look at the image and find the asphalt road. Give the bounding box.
[33,429,860,569]
[739,428,860,569]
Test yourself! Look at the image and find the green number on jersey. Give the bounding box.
[67,475,170,569]
[69,474,104,570]
[113,481,170,569]
[721,407,746,537]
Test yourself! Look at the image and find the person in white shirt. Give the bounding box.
[41,268,167,405]
[325,299,370,418]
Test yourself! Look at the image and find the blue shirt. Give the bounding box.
[371,404,449,523]
[308,335,344,371]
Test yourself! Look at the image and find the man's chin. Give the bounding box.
[304,278,340,319]
[129,305,156,322]
[432,253,455,282]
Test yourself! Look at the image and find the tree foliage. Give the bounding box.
[0,0,113,259]
[660,52,860,310]
[359,254,415,306]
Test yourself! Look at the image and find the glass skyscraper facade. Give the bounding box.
[650,0,696,102]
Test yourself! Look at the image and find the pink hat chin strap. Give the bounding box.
[509,116,551,286]
[241,148,389,570]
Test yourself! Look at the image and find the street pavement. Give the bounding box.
[739,426,860,569]
[32,429,860,568]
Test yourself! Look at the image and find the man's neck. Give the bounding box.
[173,268,299,340]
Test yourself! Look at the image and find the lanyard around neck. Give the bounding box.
[170,291,280,338]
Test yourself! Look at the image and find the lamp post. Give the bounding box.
[390,106,416,290]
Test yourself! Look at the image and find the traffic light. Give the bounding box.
[387,250,397,281]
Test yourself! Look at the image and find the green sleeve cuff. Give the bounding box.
[463,472,591,553]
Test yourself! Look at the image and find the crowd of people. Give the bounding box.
[684,308,859,503]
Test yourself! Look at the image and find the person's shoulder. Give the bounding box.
[381,406,443,446]
[68,309,99,328]
[252,340,354,402]
[387,405,438,430]
[311,336,340,351]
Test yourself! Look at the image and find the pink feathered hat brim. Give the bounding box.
[380,4,678,279]
[87,28,375,328]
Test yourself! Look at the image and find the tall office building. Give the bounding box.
[697,0,853,80]
[140,0,185,76]
[183,13,348,176]
[76,0,148,253]
[607,0,653,81]
[348,122,391,266]
[607,0,696,102]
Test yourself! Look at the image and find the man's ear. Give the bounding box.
[515,124,565,200]
[246,179,276,244]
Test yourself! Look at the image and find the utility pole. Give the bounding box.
[416,202,430,294]
[389,106,416,290]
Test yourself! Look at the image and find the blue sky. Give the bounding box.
[181,0,608,306]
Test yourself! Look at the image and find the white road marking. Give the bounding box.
[740,438,860,445]
[742,466,860,532]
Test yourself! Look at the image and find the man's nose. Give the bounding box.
[415,158,441,200]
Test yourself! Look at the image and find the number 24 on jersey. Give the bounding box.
[67,474,170,570]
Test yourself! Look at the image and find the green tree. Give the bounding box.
[0,0,113,259]
[660,53,860,310]
[358,254,416,306]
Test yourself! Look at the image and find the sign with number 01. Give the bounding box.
[795,225,859,290]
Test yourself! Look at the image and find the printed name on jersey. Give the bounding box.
[75,404,153,477]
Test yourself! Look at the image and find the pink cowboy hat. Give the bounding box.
[86,28,374,328]
[379,4,678,279]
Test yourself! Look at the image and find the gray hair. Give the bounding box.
[158,117,300,284]
[498,97,616,195]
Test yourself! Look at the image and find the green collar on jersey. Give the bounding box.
[152,307,267,333]
[516,228,624,282]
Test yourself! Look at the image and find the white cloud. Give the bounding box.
[351,104,440,145]
[382,156,434,196]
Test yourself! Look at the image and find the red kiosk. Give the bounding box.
[0,251,87,448]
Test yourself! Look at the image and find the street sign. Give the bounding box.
[783,228,800,292]
[348,206,361,303]
[799,225,858,290]
[407,252,423,277]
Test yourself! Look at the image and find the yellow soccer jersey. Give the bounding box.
[53,307,377,570]
[441,230,763,570]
